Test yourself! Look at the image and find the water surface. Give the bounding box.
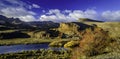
[0,43,49,54]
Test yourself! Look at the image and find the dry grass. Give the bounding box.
[64,40,80,48]
[49,40,68,47]
[72,27,112,59]
[84,22,120,38]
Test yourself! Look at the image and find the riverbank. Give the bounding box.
[0,38,70,46]
[0,48,71,59]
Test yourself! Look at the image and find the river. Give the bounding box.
[0,43,49,54]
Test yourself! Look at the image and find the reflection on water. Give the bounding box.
[0,44,49,54]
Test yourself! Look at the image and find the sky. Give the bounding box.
[0,0,120,22]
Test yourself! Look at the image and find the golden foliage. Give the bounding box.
[79,27,111,56]
[49,40,67,47]
[64,40,80,48]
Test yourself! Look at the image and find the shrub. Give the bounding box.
[49,40,67,47]
[71,27,112,59]
[64,40,80,48]
[79,27,111,56]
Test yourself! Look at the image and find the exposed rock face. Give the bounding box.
[58,23,80,35]
[28,30,60,39]
[0,15,102,39]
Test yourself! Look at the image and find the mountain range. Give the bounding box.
[0,15,59,30]
[0,15,104,30]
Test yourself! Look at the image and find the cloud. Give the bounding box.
[39,9,99,22]
[32,4,40,8]
[0,7,36,22]
[40,9,71,22]
[0,0,37,22]
[42,10,46,13]
[0,0,120,22]
[1,7,36,17]
[102,10,120,21]
[0,0,29,9]
[63,10,72,13]
[46,9,60,15]
[69,9,98,20]
[19,15,36,22]
[39,9,120,22]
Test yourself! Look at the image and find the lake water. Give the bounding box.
[0,44,49,54]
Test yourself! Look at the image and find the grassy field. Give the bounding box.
[0,22,120,59]
[0,38,71,46]
[84,22,120,38]
[0,49,71,59]
[78,22,120,59]
[0,38,52,46]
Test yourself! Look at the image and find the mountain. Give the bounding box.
[0,15,23,25]
[27,21,59,29]
[0,15,59,30]
[0,15,34,30]
[0,15,110,39]
[78,18,104,22]
[0,15,104,31]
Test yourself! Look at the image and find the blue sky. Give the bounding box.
[0,0,120,22]
[23,0,120,12]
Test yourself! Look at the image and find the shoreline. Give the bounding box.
[0,38,69,46]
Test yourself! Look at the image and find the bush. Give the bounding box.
[71,27,112,59]
[79,27,111,56]
[49,40,67,47]
[64,40,80,48]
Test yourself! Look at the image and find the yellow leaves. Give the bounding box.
[79,27,111,56]
[64,40,79,48]
[49,40,67,47]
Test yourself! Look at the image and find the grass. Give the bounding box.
[64,40,80,48]
[0,49,71,59]
[0,38,53,46]
[71,22,120,59]
[49,40,68,47]
[0,30,18,33]
[84,22,120,38]
[0,38,70,46]
[0,22,120,59]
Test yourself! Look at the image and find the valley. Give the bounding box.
[0,15,120,59]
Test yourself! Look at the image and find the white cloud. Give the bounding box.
[46,9,60,15]
[1,7,36,17]
[39,9,99,22]
[68,9,98,20]
[19,15,36,22]
[32,4,40,8]
[0,0,120,22]
[39,9,120,22]
[0,0,37,22]
[40,15,57,21]
[102,10,120,21]
[5,0,24,4]
[0,7,36,21]
[0,0,29,9]
[64,10,72,13]
[40,9,71,22]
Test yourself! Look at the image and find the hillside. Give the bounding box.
[0,15,119,40]
[78,18,104,22]
[84,22,120,38]
[0,15,59,30]
[0,15,120,59]
[0,15,33,30]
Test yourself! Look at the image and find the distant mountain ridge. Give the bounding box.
[0,15,106,39]
[0,15,33,30]
[0,15,104,31]
[78,18,104,22]
[0,15,59,30]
